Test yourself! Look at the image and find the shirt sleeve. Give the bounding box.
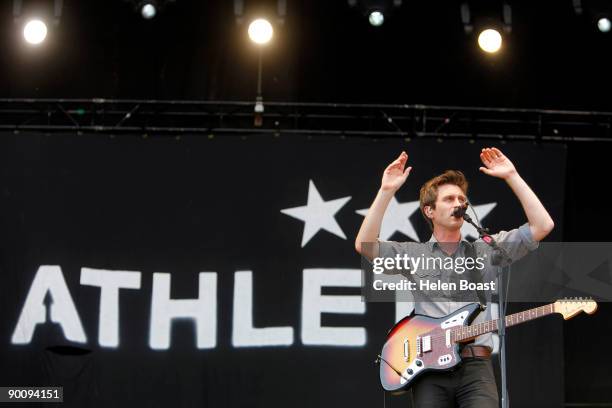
[376,239,425,277]
[378,239,403,258]
[489,222,539,263]
[376,239,401,275]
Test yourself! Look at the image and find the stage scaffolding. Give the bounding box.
[1,98,611,142]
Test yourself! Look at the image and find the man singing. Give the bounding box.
[355,147,554,407]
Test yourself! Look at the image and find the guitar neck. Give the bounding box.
[453,303,555,343]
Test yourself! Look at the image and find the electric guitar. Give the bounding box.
[378,299,598,392]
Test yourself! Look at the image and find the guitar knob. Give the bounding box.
[415,360,422,367]
[407,369,414,375]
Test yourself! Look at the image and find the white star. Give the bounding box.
[356,198,421,241]
[461,202,497,239]
[281,180,352,247]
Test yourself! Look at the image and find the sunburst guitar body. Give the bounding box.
[379,299,598,392]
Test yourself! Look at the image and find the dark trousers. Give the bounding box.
[411,358,499,408]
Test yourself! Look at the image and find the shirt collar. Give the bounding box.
[427,233,470,252]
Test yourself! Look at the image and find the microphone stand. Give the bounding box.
[461,211,512,408]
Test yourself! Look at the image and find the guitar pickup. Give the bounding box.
[417,335,432,354]
[403,338,410,362]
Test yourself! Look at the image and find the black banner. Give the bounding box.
[0,133,566,407]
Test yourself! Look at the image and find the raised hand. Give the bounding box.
[479,147,517,180]
[381,151,412,192]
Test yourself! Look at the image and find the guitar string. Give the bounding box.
[406,304,553,345]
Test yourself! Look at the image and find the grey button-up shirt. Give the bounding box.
[378,222,539,350]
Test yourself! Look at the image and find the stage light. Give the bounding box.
[23,19,47,45]
[248,18,273,45]
[478,28,502,53]
[368,11,384,26]
[141,2,157,19]
[597,17,611,32]
[124,0,172,20]
[347,1,402,26]
[572,2,612,34]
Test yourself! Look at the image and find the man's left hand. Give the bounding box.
[479,147,517,180]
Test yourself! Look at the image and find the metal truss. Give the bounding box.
[1,98,611,142]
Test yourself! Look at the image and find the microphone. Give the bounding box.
[451,204,469,218]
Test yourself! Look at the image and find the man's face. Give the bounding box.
[426,184,467,231]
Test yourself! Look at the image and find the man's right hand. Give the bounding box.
[381,151,412,192]
[356,151,411,259]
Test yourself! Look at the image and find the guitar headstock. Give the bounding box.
[553,298,598,320]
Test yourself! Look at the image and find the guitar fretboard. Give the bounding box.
[452,303,554,342]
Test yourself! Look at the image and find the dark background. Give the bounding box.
[1,0,611,407]
[1,0,612,110]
